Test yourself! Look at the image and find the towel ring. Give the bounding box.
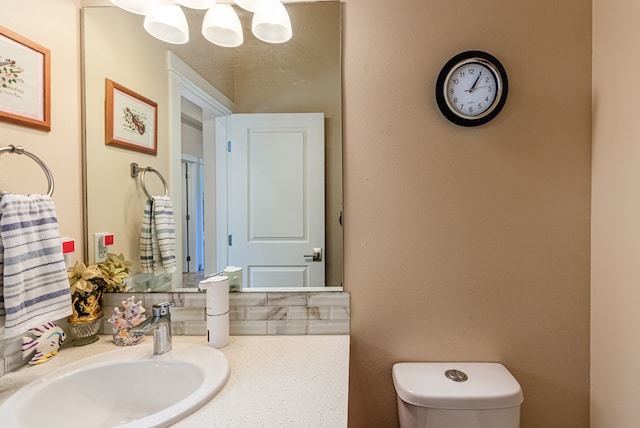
[0,145,54,197]
[130,162,169,200]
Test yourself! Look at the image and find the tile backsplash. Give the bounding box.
[0,291,350,376]
[103,291,351,336]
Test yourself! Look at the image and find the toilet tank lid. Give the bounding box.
[392,362,524,410]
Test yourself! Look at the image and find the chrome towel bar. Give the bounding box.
[130,162,169,200]
[0,145,54,197]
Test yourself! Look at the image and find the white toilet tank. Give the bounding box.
[392,362,523,428]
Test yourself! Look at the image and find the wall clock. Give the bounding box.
[435,50,508,127]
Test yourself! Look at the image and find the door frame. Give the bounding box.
[181,154,205,272]
[167,52,234,280]
[180,158,195,273]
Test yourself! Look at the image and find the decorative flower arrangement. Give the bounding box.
[68,253,133,295]
[67,253,133,325]
[97,253,133,293]
[107,296,146,346]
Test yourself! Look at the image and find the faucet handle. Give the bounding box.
[152,302,175,317]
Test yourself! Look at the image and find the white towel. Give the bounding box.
[0,194,72,340]
[140,195,176,274]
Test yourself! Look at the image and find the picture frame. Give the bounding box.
[0,26,50,131]
[105,78,157,155]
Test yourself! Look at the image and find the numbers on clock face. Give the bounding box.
[445,61,498,118]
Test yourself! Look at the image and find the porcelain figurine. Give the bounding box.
[21,322,66,365]
[107,296,146,346]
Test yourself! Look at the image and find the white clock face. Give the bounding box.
[444,60,500,119]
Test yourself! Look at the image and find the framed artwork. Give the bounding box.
[0,26,50,131]
[105,78,157,155]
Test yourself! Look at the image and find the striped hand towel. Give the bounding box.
[140,195,176,274]
[0,194,72,340]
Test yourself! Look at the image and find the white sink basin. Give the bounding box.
[0,342,230,428]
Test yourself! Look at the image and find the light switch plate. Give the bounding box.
[93,232,111,263]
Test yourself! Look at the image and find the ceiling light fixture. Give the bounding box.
[176,0,217,9]
[234,0,260,12]
[202,4,244,47]
[109,0,293,46]
[143,4,190,44]
[110,0,163,15]
[252,0,292,44]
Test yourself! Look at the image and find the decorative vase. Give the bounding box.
[67,288,104,346]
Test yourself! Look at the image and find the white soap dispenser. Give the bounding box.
[199,275,229,348]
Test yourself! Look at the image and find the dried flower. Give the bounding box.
[68,253,133,295]
[98,253,133,292]
[68,261,102,295]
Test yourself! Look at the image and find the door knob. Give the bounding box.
[304,248,322,262]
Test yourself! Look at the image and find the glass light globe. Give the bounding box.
[143,4,190,45]
[234,0,260,12]
[176,0,217,10]
[202,4,244,48]
[252,0,292,44]
[110,0,163,15]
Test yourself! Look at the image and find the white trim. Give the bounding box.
[167,53,235,114]
[181,155,206,272]
[181,154,200,164]
[167,51,232,280]
[215,115,229,272]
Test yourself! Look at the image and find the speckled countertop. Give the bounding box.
[0,335,350,427]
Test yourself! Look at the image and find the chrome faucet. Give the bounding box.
[132,302,174,355]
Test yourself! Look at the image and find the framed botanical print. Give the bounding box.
[105,78,157,155]
[0,26,50,131]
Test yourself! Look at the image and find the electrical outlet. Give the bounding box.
[93,232,113,263]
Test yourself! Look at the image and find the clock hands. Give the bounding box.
[466,71,482,93]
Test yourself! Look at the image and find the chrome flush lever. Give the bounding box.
[304,248,323,262]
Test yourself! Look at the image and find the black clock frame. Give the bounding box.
[435,50,508,127]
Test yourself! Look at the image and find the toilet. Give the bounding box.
[392,362,523,428]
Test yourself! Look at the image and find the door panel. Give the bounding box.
[251,267,308,288]
[250,133,305,238]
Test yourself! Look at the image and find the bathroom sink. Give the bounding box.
[0,342,230,428]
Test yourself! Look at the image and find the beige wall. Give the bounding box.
[343,0,592,427]
[83,7,171,270]
[0,0,83,264]
[3,0,596,426]
[591,0,640,426]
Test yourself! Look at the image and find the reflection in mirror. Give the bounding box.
[83,2,342,292]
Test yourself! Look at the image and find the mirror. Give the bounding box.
[82,2,342,292]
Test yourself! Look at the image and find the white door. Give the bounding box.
[228,113,325,288]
